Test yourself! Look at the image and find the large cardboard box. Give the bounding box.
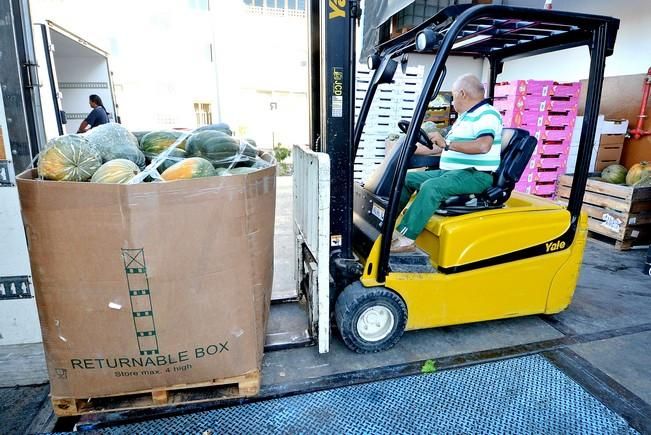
[16,167,276,399]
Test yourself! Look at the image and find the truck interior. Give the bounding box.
[32,21,118,141]
[290,4,620,354]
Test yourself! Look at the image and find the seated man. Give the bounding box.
[391,73,503,253]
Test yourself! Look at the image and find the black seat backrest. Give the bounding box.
[483,128,537,204]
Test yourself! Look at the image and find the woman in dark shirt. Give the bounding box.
[77,94,109,133]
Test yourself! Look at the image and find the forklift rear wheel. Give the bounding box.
[335,282,407,353]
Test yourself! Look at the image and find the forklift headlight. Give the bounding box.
[367,54,381,70]
[416,28,439,52]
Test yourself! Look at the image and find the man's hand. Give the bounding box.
[427,131,446,148]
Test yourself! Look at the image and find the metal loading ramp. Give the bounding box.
[96,355,637,434]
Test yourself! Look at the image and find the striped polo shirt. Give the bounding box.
[440,99,503,171]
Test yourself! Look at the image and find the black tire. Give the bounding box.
[335,281,407,353]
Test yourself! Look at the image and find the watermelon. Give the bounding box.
[140,130,190,154]
[38,134,102,181]
[132,131,151,146]
[625,162,651,186]
[185,131,257,167]
[601,164,628,184]
[84,123,145,169]
[194,122,233,136]
[91,159,140,184]
[161,157,216,181]
[154,148,187,173]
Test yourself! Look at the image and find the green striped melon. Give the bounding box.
[194,122,233,136]
[161,157,216,181]
[91,159,140,184]
[140,131,190,154]
[38,134,102,181]
[186,131,257,167]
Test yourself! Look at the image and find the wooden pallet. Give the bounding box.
[556,175,651,250]
[51,370,260,417]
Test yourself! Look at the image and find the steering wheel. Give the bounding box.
[398,120,434,149]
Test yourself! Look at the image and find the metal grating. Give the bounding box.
[99,355,638,434]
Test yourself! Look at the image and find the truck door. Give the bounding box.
[32,23,64,141]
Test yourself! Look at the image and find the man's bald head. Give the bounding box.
[453,74,485,99]
[451,74,485,112]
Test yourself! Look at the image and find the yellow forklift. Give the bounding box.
[308,4,619,353]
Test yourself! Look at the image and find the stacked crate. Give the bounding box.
[354,64,425,182]
[493,80,581,199]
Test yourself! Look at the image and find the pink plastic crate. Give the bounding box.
[493,95,524,111]
[520,111,547,127]
[546,110,577,127]
[522,95,550,111]
[527,154,567,169]
[499,108,522,128]
[526,80,554,96]
[525,125,573,142]
[517,181,557,196]
[550,82,581,98]
[521,168,563,183]
[538,141,570,155]
[547,97,578,111]
[494,80,527,97]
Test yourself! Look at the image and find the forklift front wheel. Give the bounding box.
[335,282,407,353]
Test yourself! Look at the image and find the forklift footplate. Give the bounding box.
[389,248,436,273]
[97,355,635,434]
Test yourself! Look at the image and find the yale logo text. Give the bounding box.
[329,0,346,19]
[545,240,566,252]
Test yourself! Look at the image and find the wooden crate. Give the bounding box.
[556,175,651,250]
[51,370,260,417]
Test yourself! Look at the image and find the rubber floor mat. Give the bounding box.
[96,355,637,434]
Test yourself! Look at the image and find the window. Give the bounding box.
[288,0,296,9]
[194,103,213,126]
[297,0,304,10]
[266,0,274,6]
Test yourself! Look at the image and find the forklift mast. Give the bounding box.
[307,0,361,262]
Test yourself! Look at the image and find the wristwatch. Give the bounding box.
[444,139,451,151]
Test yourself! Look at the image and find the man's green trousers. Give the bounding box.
[396,168,493,240]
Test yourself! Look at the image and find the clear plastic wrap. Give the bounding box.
[128,132,275,183]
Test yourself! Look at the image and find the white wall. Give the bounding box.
[409,54,484,91]
[498,0,651,81]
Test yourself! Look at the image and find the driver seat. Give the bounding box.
[436,128,537,216]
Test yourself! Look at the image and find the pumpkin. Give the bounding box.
[84,123,145,169]
[91,159,140,184]
[625,161,651,186]
[161,157,216,181]
[601,164,627,184]
[38,134,102,181]
[185,131,257,167]
[140,131,190,154]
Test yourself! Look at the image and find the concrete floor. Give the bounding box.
[2,175,651,433]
